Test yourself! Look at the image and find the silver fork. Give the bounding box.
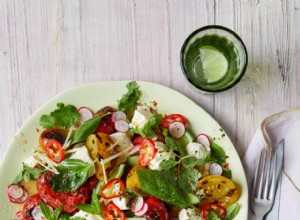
[251,147,277,220]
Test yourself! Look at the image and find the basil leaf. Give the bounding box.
[177,167,201,193]
[40,103,80,128]
[71,114,108,144]
[75,204,98,215]
[52,159,93,192]
[13,166,45,184]
[224,203,241,220]
[210,141,226,164]
[136,169,193,208]
[180,155,200,168]
[77,181,104,217]
[118,81,141,116]
[159,158,178,169]
[59,213,71,220]
[40,202,63,220]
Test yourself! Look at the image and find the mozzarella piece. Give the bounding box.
[110,132,133,151]
[186,142,210,160]
[71,210,103,220]
[69,145,95,176]
[130,106,153,130]
[110,196,130,210]
[23,156,38,168]
[178,208,202,220]
[149,142,175,170]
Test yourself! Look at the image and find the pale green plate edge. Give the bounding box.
[0,81,248,219]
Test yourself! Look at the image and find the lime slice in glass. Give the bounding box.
[193,46,228,83]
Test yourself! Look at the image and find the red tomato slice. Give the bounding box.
[139,138,157,167]
[22,194,43,220]
[144,197,168,220]
[95,115,116,135]
[105,202,126,220]
[37,172,90,213]
[132,134,144,146]
[160,114,187,129]
[201,202,227,220]
[45,139,65,163]
[100,178,125,199]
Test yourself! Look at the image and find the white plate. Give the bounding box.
[0,81,248,219]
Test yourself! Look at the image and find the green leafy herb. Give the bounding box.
[159,158,178,169]
[138,113,162,138]
[13,165,45,184]
[118,81,141,116]
[76,181,104,217]
[39,103,80,128]
[177,167,201,193]
[210,141,226,164]
[136,169,194,208]
[70,217,85,220]
[71,114,108,144]
[52,159,93,193]
[173,130,195,156]
[165,136,178,151]
[207,212,221,220]
[40,202,63,220]
[59,213,71,220]
[224,203,241,220]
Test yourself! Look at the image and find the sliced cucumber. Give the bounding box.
[222,167,232,179]
[174,130,195,156]
[108,164,125,180]
[127,155,139,167]
[186,193,200,205]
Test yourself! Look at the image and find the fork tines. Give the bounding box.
[253,148,277,200]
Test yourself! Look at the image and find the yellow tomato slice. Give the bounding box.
[197,175,240,207]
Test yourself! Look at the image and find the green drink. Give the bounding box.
[180,25,248,93]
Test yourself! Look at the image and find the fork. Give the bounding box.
[251,147,277,220]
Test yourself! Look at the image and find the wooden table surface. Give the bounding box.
[0,0,299,162]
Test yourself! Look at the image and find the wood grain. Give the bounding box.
[0,0,298,161]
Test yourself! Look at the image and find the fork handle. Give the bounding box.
[255,213,266,220]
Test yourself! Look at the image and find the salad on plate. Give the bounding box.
[7,81,241,220]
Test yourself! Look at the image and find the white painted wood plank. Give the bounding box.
[0,0,298,162]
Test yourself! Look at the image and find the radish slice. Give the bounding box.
[112,111,127,123]
[169,122,185,138]
[131,196,144,213]
[196,133,211,149]
[15,190,29,203]
[134,203,148,216]
[32,206,46,220]
[7,184,24,200]
[209,163,223,176]
[115,120,129,133]
[15,211,23,220]
[78,107,93,124]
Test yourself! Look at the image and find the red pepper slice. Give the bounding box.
[160,114,187,129]
[201,202,227,220]
[45,139,65,163]
[139,138,157,167]
[105,202,126,220]
[100,178,125,199]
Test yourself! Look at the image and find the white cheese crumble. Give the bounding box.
[149,142,175,170]
[130,105,153,130]
[178,208,202,220]
[109,132,133,151]
[186,142,210,160]
[110,196,129,210]
[71,210,103,220]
